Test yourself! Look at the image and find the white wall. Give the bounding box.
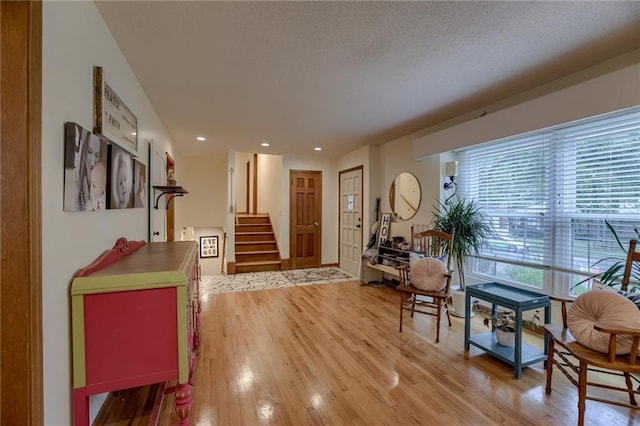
[257,154,283,246]
[234,152,251,213]
[376,136,441,241]
[183,226,225,275]
[179,155,228,227]
[42,2,180,424]
[413,50,640,158]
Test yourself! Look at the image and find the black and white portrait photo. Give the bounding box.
[133,159,147,208]
[63,122,108,212]
[109,146,134,209]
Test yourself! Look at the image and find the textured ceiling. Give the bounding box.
[94,1,640,158]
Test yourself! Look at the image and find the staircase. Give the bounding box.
[235,214,282,273]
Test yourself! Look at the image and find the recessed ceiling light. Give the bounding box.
[131,132,137,136]
[261,142,270,147]
[314,147,322,151]
[196,136,206,141]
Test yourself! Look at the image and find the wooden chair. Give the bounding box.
[397,229,454,343]
[544,239,640,426]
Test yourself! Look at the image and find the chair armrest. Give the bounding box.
[593,324,640,364]
[593,324,640,337]
[549,295,575,329]
[549,295,574,304]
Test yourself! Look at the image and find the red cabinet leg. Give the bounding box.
[73,388,89,426]
[175,383,193,424]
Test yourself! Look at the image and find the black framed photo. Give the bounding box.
[199,236,219,258]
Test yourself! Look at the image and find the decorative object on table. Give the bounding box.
[167,169,177,186]
[572,220,640,293]
[376,212,391,248]
[544,238,640,425]
[472,301,541,347]
[199,236,219,258]
[93,66,138,153]
[431,196,494,316]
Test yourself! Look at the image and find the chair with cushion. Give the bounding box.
[397,229,454,343]
[544,239,640,426]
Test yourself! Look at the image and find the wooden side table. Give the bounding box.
[464,282,551,379]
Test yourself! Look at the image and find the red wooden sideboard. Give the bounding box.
[71,239,200,425]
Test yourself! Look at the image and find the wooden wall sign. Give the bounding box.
[93,66,138,153]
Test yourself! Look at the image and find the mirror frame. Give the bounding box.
[389,172,421,221]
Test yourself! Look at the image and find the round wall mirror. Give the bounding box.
[389,172,421,221]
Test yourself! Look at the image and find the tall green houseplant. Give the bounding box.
[432,197,494,290]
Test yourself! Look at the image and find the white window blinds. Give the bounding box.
[460,106,640,287]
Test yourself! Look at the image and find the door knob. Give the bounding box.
[153,231,160,236]
[314,222,319,227]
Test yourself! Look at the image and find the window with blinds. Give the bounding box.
[459,106,640,294]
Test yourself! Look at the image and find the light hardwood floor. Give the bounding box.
[155,281,638,425]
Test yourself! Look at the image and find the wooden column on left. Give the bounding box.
[0,1,43,424]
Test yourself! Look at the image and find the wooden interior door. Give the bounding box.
[166,153,175,241]
[339,166,363,276]
[290,170,322,269]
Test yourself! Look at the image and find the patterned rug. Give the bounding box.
[200,267,356,295]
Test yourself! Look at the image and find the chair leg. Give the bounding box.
[444,299,452,327]
[410,295,416,318]
[399,292,404,332]
[624,372,638,406]
[546,338,554,395]
[435,301,441,343]
[577,361,587,426]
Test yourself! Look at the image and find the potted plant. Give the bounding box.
[431,196,494,316]
[573,220,640,293]
[473,301,541,347]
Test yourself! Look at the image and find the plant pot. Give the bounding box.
[496,328,515,347]
[450,288,473,318]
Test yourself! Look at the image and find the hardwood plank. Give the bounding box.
[151,281,639,425]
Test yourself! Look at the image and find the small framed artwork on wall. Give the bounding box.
[199,236,219,258]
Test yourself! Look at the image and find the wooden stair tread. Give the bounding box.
[236,260,281,266]
[236,231,273,235]
[235,214,281,272]
[236,240,275,244]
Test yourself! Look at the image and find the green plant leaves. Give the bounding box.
[431,197,494,289]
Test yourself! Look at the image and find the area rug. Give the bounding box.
[200,267,356,295]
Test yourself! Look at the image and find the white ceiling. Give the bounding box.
[95,1,640,158]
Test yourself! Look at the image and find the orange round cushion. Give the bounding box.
[567,290,640,355]
[409,257,448,291]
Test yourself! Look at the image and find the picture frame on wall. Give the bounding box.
[133,159,146,208]
[108,145,134,209]
[63,122,108,212]
[199,236,219,258]
[93,66,138,153]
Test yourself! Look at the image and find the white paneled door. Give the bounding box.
[149,140,166,242]
[339,167,363,276]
